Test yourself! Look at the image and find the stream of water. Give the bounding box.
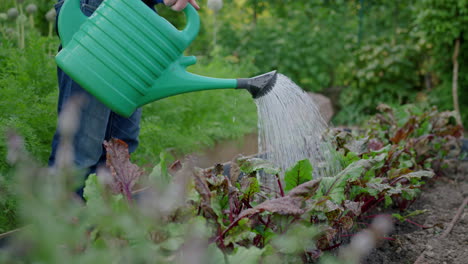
[255,74,341,187]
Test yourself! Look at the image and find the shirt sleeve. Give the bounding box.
[154,0,164,4]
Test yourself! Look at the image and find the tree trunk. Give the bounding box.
[452,37,463,127]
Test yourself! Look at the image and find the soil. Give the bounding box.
[364,160,468,264]
[183,133,258,168]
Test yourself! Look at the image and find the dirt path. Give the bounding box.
[365,161,468,264]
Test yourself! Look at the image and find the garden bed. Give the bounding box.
[0,105,465,263]
[365,160,468,264]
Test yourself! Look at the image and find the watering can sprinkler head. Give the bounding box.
[237,70,278,99]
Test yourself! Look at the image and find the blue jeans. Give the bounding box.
[49,0,143,194]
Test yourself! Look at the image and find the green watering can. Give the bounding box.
[56,0,277,117]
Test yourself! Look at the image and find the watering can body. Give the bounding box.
[56,0,276,117]
[56,0,237,117]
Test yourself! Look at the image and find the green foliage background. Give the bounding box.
[1,0,467,170]
[204,0,468,126]
[158,0,468,126]
[0,0,467,249]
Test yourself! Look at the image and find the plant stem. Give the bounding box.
[19,4,24,49]
[361,196,385,215]
[257,215,267,226]
[123,185,133,203]
[215,215,254,242]
[242,199,252,209]
[48,22,53,38]
[228,206,234,223]
[276,174,285,197]
[321,242,342,251]
[29,15,34,29]
[452,37,463,127]
[213,12,217,47]
[364,213,430,228]
[405,219,430,229]
[389,176,404,186]
[16,19,20,48]
[0,228,23,239]
[0,26,6,40]
[215,218,242,242]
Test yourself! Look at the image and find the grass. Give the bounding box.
[136,55,259,165]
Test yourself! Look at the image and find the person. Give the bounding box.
[49,0,200,196]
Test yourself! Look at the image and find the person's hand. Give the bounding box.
[163,0,200,11]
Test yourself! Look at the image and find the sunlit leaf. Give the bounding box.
[284,159,313,192]
[238,157,280,175]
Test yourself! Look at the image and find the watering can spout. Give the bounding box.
[139,59,277,106]
[236,71,278,99]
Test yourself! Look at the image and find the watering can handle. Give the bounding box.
[58,0,200,48]
[181,4,200,44]
[57,0,88,48]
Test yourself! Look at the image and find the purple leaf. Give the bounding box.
[103,138,143,201]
